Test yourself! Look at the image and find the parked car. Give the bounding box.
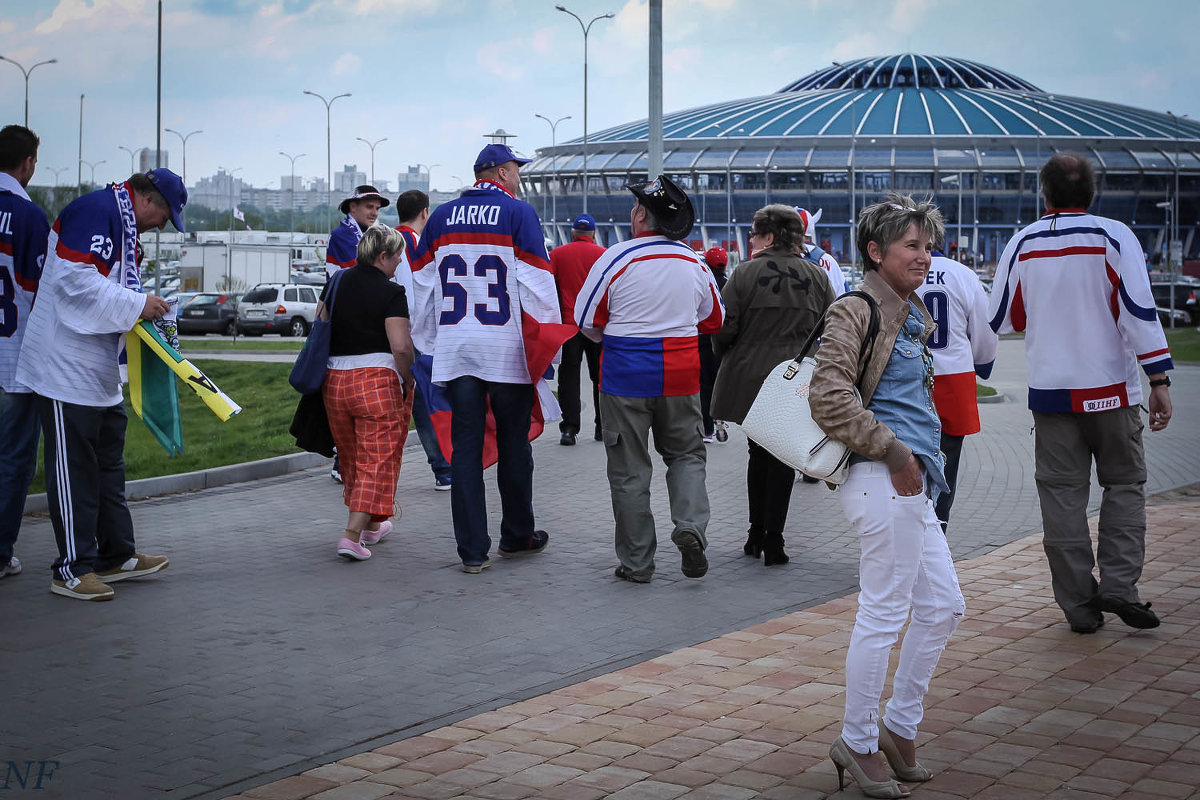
[1151,280,1199,325]
[178,292,242,336]
[237,283,320,336]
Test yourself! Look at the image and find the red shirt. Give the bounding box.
[548,235,606,324]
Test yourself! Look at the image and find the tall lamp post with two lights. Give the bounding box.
[0,54,57,126]
[556,5,613,215]
[535,113,571,239]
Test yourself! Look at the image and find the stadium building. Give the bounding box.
[524,54,1200,269]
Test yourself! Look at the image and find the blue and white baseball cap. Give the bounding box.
[474,143,532,173]
[572,213,596,231]
[146,168,188,233]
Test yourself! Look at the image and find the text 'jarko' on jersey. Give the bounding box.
[409,180,560,385]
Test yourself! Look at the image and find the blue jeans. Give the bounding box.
[411,382,451,481]
[445,377,536,564]
[0,389,41,565]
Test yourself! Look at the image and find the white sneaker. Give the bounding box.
[0,556,21,578]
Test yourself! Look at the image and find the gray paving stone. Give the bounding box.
[1,340,1197,800]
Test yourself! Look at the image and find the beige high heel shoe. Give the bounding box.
[829,737,911,799]
[878,725,933,783]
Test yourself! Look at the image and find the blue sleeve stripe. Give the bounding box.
[1117,280,1158,322]
[1142,357,1174,374]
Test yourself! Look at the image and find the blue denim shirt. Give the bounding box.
[861,300,948,498]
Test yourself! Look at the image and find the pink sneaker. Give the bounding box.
[360,520,393,546]
[336,537,371,561]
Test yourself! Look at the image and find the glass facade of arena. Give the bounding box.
[522,55,1200,271]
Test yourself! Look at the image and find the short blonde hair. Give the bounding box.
[356,224,406,268]
[856,193,944,272]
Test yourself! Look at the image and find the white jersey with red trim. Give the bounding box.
[804,243,846,296]
[987,211,1171,414]
[575,234,724,397]
[0,172,50,392]
[915,255,999,435]
[409,180,559,385]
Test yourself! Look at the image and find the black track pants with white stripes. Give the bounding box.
[35,396,136,581]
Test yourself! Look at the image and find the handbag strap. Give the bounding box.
[793,291,880,392]
[322,268,346,319]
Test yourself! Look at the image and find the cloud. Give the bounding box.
[35,0,148,34]
[331,52,363,76]
[475,39,526,82]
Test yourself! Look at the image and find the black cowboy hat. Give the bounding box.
[626,174,695,240]
[339,185,390,215]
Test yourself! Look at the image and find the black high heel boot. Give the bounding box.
[762,532,789,566]
[743,526,764,557]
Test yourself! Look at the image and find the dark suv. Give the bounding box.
[1150,281,1199,325]
[178,293,242,336]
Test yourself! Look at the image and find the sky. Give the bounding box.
[2,0,1197,194]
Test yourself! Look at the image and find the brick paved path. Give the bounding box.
[1,340,1197,799]
[224,485,1200,800]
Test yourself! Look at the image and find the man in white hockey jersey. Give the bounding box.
[914,246,998,530]
[576,175,724,583]
[0,125,50,581]
[410,144,563,573]
[16,169,185,601]
[796,207,846,296]
[988,152,1173,634]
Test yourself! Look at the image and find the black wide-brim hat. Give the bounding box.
[339,185,391,215]
[626,174,695,240]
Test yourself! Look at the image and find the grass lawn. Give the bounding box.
[180,338,304,351]
[29,361,303,495]
[977,384,998,398]
[1166,325,1200,363]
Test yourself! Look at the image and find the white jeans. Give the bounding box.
[839,461,965,754]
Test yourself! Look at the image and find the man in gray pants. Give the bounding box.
[987,152,1174,632]
[574,175,725,582]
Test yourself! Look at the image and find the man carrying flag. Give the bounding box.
[411,143,570,574]
[16,168,186,601]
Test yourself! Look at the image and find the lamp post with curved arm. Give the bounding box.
[118,146,138,176]
[556,6,614,214]
[416,163,439,192]
[164,128,201,185]
[356,137,387,185]
[535,113,571,238]
[46,166,67,187]
[81,159,105,186]
[303,90,351,204]
[280,151,306,234]
[0,55,57,126]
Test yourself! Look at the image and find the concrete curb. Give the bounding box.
[23,451,329,515]
[978,390,1007,404]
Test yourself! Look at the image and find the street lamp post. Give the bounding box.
[556,5,614,215]
[416,163,439,192]
[46,166,67,186]
[0,55,58,126]
[355,137,387,185]
[81,159,105,186]
[118,145,137,176]
[1166,111,1187,278]
[280,151,305,234]
[832,61,859,268]
[219,166,243,239]
[303,90,351,205]
[941,173,964,261]
[164,128,201,185]
[535,113,571,241]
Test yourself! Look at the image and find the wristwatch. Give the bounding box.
[1149,376,1171,388]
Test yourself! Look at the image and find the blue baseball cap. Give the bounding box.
[474,143,532,173]
[146,168,188,233]
[572,213,596,231]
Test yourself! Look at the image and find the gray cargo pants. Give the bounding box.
[1033,406,1147,626]
[599,392,710,578]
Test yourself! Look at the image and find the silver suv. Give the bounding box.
[237,283,320,337]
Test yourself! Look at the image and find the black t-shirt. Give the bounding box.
[322,263,409,357]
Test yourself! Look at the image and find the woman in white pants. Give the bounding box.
[810,194,965,799]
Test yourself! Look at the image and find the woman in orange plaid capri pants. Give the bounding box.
[320,225,416,560]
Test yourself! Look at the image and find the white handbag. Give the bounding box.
[739,291,879,485]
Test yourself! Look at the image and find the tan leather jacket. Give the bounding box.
[810,269,936,471]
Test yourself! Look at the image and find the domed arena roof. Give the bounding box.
[574,53,1200,144]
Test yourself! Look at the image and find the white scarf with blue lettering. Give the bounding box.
[115,183,179,380]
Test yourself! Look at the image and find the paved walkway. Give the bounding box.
[223,484,1200,800]
[2,340,1198,799]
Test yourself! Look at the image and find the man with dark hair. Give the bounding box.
[549,213,604,445]
[988,151,1173,633]
[392,188,451,490]
[410,144,565,573]
[17,168,187,600]
[576,175,725,582]
[0,125,50,581]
